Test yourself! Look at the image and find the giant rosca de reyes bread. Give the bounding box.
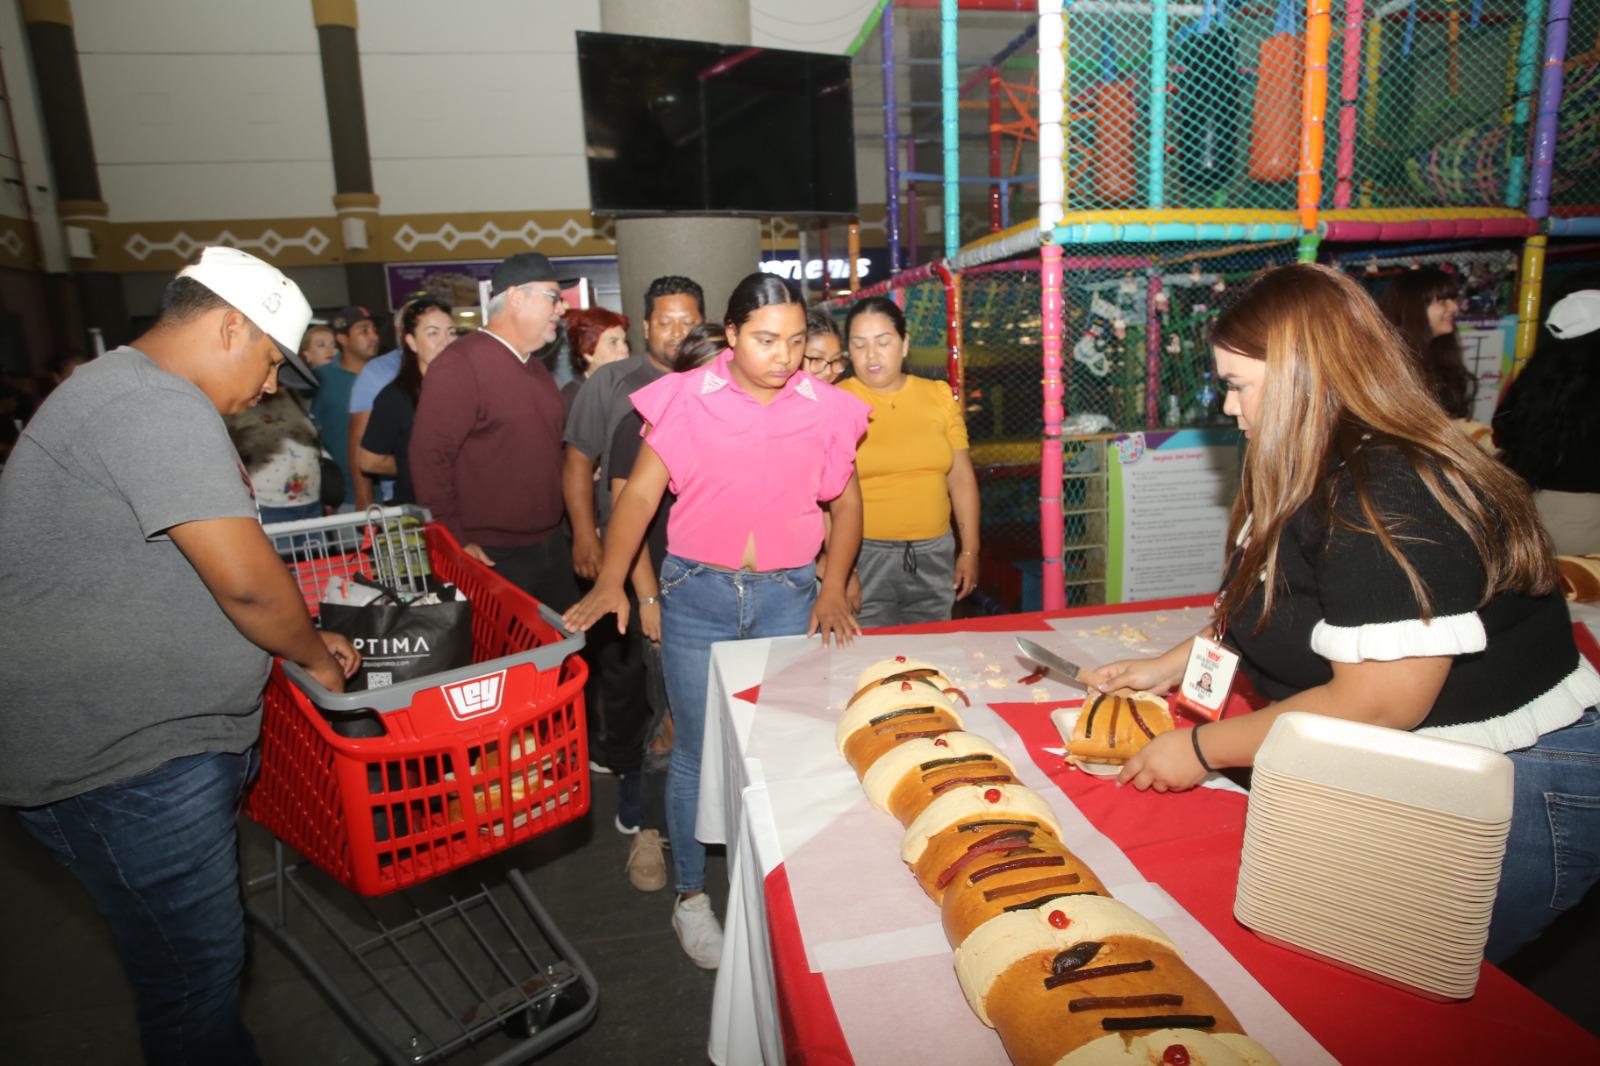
[835,653,1278,1066]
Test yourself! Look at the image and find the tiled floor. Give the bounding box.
[2,767,1596,1065]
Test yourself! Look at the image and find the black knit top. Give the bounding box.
[1223,443,1598,751]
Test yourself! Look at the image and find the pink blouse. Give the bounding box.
[629,348,869,570]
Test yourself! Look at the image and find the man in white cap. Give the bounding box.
[0,246,359,1065]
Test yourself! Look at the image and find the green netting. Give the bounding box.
[1045,5,1310,212]
[841,241,1295,610]
[1317,0,1533,210]
[1551,53,1600,210]
[902,1,1568,229]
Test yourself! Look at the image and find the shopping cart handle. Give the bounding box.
[282,605,586,716]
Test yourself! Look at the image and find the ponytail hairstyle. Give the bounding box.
[1210,264,1554,632]
[1375,267,1473,419]
[394,297,453,407]
[672,322,729,373]
[724,272,802,333]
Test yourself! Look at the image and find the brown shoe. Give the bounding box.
[627,830,668,892]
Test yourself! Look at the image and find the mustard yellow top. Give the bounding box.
[840,375,969,541]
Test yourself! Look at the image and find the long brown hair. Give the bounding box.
[1375,267,1474,418]
[1210,264,1554,629]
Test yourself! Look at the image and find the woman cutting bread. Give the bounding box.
[1083,264,1600,963]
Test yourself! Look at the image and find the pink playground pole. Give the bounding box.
[1041,241,1065,611]
[1038,0,1065,611]
[1333,0,1365,209]
[1146,274,1163,428]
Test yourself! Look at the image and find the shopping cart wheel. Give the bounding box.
[502,977,592,1041]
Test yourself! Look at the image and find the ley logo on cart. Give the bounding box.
[444,670,507,721]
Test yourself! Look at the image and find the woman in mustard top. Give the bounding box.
[840,296,981,626]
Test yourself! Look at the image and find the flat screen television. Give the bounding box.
[575,30,857,218]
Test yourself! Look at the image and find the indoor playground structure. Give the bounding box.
[818,0,1598,613]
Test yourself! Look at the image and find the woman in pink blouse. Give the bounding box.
[564,273,868,968]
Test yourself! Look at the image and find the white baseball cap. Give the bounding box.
[1546,289,1600,341]
[179,246,315,384]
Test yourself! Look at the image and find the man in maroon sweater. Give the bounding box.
[410,253,580,610]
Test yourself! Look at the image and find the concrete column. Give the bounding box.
[20,0,127,348]
[311,0,386,322]
[599,0,762,339]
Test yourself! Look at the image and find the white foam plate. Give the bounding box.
[1242,801,1510,864]
[1251,768,1511,836]
[1254,712,1513,824]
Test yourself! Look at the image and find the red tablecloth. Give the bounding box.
[759,597,1600,1065]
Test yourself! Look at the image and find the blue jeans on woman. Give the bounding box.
[14,749,262,1066]
[1487,707,1600,963]
[658,555,817,894]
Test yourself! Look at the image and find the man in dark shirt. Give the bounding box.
[410,253,579,610]
[562,275,705,573]
[559,277,704,886]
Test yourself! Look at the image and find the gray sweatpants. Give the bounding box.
[855,531,956,629]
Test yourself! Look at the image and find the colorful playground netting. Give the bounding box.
[816,0,1595,611]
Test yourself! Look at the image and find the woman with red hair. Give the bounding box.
[561,306,631,414]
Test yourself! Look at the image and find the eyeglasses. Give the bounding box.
[523,285,564,307]
[804,355,847,371]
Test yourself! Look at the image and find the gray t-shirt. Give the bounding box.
[0,347,269,806]
[561,353,667,524]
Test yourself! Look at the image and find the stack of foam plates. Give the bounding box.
[1234,712,1512,1001]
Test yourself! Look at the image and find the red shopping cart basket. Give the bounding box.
[244,507,590,897]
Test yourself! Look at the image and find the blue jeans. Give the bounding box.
[1487,708,1600,963]
[658,555,817,893]
[14,750,262,1066]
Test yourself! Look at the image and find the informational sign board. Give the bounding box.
[1457,315,1517,426]
[1105,428,1243,604]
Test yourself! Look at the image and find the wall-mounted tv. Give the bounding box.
[575,31,857,218]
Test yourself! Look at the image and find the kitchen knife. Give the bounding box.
[1015,637,1091,692]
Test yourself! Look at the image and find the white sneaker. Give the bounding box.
[671,893,724,969]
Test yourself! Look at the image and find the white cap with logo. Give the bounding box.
[178,246,315,384]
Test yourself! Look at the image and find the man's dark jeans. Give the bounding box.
[15,749,262,1066]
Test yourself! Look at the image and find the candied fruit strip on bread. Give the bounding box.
[887,762,1019,826]
[836,679,960,752]
[849,656,971,708]
[952,898,1178,1026]
[842,709,965,777]
[982,939,1244,1066]
[903,782,1064,866]
[939,848,1110,946]
[860,731,1011,814]
[1068,691,1175,764]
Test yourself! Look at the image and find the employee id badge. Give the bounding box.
[1176,636,1239,721]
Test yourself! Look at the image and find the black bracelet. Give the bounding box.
[1191,723,1215,774]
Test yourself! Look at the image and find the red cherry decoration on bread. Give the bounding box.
[934,738,948,747]
[983,788,1002,803]
[1162,1046,1191,1066]
[1048,909,1069,929]
[895,655,906,662]
[901,680,913,691]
